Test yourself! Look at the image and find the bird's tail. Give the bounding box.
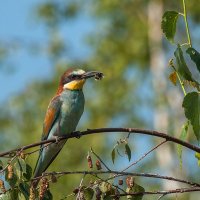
[32,154,45,188]
[32,140,67,188]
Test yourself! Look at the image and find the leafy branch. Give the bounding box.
[33,170,200,188]
[0,127,200,199]
[114,187,200,198]
[162,0,200,144]
[32,170,200,199]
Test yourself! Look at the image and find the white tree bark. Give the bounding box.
[148,0,180,190]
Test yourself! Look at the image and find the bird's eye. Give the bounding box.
[70,74,80,79]
[71,74,76,79]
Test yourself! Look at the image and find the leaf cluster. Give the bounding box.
[162,9,200,141]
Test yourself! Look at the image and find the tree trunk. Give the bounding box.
[148,0,179,189]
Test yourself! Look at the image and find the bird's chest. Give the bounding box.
[59,91,84,134]
[61,97,82,116]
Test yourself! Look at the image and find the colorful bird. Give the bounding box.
[33,68,103,185]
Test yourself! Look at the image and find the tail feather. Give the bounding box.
[32,140,67,188]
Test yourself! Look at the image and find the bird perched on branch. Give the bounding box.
[33,68,103,185]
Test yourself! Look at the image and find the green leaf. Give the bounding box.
[10,189,19,200]
[0,160,3,170]
[14,158,26,180]
[5,168,18,188]
[83,187,94,200]
[7,174,18,188]
[177,122,189,168]
[19,182,30,200]
[0,189,19,200]
[182,92,200,141]
[174,45,195,82]
[99,182,112,194]
[195,152,200,167]
[161,11,179,43]
[23,164,32,181]
[186,47,200,73]
[125,144,131,161]
[111,148,116,164]
[43,190,53,200]
[126,183,145,200]
[99,182,115,199]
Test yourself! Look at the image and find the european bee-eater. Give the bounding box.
[33,68,103,183]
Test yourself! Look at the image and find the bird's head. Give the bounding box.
[57,68,103,94]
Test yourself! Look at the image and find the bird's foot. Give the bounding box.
[53,136,60,144]
[72,131,82,139]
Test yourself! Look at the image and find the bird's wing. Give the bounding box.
[42,95,62,141]
[33,95,62,179]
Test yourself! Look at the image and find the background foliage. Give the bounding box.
[0,0,200,199]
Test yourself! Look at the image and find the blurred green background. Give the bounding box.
[0,0,200,199]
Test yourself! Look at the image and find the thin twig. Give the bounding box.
[0,148,24,173]
[182,0,192,47]
[0,155,18,173]
[157,194,166,200]
[90,147,111,171]
[121,140,167,172]
[172,65,187,96]
[104,140,167,182]
[1,128,200,157]
[76,174,86,200]
[115,187,200,197]
[25,142,53,156]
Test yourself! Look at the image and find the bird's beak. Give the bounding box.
[81,71,104,80]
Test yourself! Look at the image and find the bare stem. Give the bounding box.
[172,65,187,96]
[90,147,111,171]
[121,140,167,172]
[157,194,166,200]
[182,0,192,47]
[114,187,200,197]
[76,174,85,200]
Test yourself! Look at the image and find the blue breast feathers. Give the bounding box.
[59,90,85,135]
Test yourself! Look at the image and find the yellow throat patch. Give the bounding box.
[63,79,86,90]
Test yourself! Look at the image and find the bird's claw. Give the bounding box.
[53,136,60,144]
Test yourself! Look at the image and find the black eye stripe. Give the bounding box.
[62,74,82,84]
[71,74,76,78]
[70,74,81,79]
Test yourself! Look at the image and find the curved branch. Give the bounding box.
[33,170,200,187]
[0,127,200,157]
